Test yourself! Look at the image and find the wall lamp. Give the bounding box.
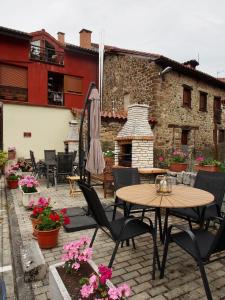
[159,66,172,80]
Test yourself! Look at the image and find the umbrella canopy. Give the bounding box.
[85,87,105,174]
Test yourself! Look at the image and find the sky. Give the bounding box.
[1,0,225,77]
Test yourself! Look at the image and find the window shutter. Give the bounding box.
[0,64,27,88]
[64,75,82,94]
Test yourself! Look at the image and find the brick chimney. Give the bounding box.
[57,32,65,44]
[183,59,199,70]
[79,29,92,49]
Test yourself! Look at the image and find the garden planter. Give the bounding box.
[194,165,219,172]
[169,163,188,172]
[20,188,40,208]
[8,150,16,160]
[7,179,18,189]
[36,227,60,249]
[49,260,114,300]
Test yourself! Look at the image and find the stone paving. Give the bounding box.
[5,177,225,299]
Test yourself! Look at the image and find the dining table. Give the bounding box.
[116,183,214,242]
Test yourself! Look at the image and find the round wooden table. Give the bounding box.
[116,184,214,241]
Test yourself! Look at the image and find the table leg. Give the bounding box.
[162,208,169,244]
[155,208,163,242]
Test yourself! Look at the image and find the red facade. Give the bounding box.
[0,27,98,109]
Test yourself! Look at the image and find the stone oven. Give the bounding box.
[115,104,154,168]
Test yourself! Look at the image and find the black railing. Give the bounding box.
[0,85,28,101]
[30,45,64,65]
[48,90,64,106]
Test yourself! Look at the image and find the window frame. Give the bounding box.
[199,91,208,112]
[182,84,192,108]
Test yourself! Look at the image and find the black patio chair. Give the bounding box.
[168,170,225,229]
[54,152,74,188]
[78,180,160,279]
[112,168,163,240]
[30,150,46,178]
[160,215,225,300]
[44,150,56,162]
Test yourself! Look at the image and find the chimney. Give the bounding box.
[79,29,92,49]
[183,59,199,70]
[57,32,65,44]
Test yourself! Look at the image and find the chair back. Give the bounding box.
[194,170,225,209]
[209,216,225,256]
[44,150,56,163]
[30,150,37,172]
[78,180,113,233]
[112,167,140,191]
[57,153,74,175]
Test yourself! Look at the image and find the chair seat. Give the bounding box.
[172,230,215,260]
[171,205,219,222]
[109,217,151,241]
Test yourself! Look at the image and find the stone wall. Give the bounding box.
[132,140,154,168]
[100,119,124,149]
[103,53,225,156]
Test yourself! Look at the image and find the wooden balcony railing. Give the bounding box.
[30,45,64,65]
[0,85,28,101]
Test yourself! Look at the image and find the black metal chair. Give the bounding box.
[44,150,56,162]
[160,216,225,300]
[112,168,163,240]
[30,150,46,178]
[78,180,160,279]
[168,170,225,229]
[54,153,74,188]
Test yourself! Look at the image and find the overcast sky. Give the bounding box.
[1,0,225,77]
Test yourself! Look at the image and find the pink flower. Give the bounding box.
[80,284,94,298]
[159,156,164,162]
[118,283,131,298]
[196,156,204,162]
[108,287,121,300]
[72,262,80,270]
[89,274,98,289]
[98,264,112,285]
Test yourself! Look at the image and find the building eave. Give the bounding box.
[0,26,31,41]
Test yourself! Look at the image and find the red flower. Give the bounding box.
[60,208,67,215]
[49,213,60,222]
[32,207,44,217]
[63,216,70,225]
[98,264,112,284]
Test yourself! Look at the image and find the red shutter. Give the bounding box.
[0,64,27,88]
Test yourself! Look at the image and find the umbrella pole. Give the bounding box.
[79,82,96,182]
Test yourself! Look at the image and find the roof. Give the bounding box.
[0,26,31,40]
[71,107,157,124]
[65,43,98,56]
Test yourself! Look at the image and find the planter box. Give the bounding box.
[20,187,40,208]
[49,261,114,300]
[194,165,220,172]
[169,163,188,172]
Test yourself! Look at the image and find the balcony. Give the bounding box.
[0,85,28,101]
[30,45,64,66]
[48,90,64,106]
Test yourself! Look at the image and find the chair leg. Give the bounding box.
[132,238,136,249]
[160,231,170,279]
[112,205,117,221]
[108,241,120,268]
[188,218,193,231]
[204,220,210,231]
[197,258,213,300]
[141,209,145,220]
[90,227,99,247]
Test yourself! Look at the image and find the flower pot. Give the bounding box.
[20,188,40,208]
[7,179,18,189]
[30,216,40,239]
[49,261,114,300]
[169,163,188,172]
[194,165,219,172]
[36,227,60,249]
[8,151,16,160]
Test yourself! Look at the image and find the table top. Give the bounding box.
[116,184,214,208]
[138,168,168,174]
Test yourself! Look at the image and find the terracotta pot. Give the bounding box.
[169,163,188,172]
[8,151,16,160]
[194,165,219,172]
[7,179,18,189]
[36,227,60,249]
[30,216,40,239]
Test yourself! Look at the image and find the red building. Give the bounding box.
[0,26,98,109]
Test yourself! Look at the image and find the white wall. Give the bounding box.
[3,103,74,160]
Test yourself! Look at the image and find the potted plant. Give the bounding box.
[35,207,70,249]
[29,197,51,238]
[19,175,40,208]
[49,237,131,299]
[195,156,221,172]
[169,150,188,172]
[0,151,8,175]
[8,146,16,160]
[5,164,21,189]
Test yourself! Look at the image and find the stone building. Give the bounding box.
[102,47,225,160]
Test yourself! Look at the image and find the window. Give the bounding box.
[214,96,222,124]
[218,130,225,143]
[199,91,207,111]
[64,75,82,94]
[183,85,192,108]
[181,130,189,145]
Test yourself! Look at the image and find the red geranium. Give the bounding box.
[36,207,70,231]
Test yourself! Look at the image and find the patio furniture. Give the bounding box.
[30,150,46,178]
[54,153,74,189]
[78,180,160,279]
[116,184,214,242]
[160,216,225,300]
[67,175,80,197]
[169,170,225,229]
[44,150,56,188]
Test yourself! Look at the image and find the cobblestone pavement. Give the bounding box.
[0,177,15,299]
[6,177,225,299]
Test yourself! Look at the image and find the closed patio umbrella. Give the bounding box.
[85,87,105,174]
